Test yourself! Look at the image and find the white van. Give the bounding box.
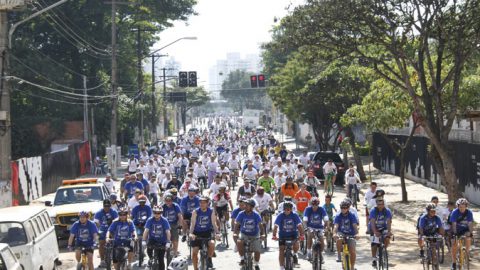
[0,243,21,270]
[0,206,60,270]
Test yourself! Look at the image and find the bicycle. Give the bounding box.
[231,169,238,190]
[283,239,296,270]
[454,235,470,270]
[325,172,335,197]
[260,210,272,249]
[325,223,335,253]
[375,233,392,270]
[310,228,324,270]
[339,235,356,270]
[136,225,147,266]
[76,246,90,270]
[422,235,443,270]
[242,237,259,270]
[219,213,230,248]
[349,184,358,210]
[148,244,171,270]
[105,242,113,270]
[300,228,308,255]
[113,241,133,270]
[196,237,211,270]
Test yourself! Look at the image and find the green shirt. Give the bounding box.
[257,177,275,193]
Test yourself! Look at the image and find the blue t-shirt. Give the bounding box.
[236,211,262,236]
[304,206,328,229]
[274,212,302,239]
[108,220,135,245]
[145,217,171,243]
[334,212,358,236]
[163,203,182,224]
[231,207,242,220]
[131,205,152,226]
[124,181,144,198]
[368,208,392,231]
[94,208,119,233]
[419,214,443,235]
[141,178,150,190]
[449,209,474,234]
[180,196,200,215]
[70,220,99,247]
[193,207,213,233]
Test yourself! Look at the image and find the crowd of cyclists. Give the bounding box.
[66,117,476,270]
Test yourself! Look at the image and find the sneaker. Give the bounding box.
[336,257,342,263]
[182,235,187,242]
[372,260,377,267]
[239,260,245,266]
[293,255,298,265]
[207,257,213,268]
[420,250,425,258]
[255,265,260,270]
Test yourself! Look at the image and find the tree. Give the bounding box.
[273,0,480,200]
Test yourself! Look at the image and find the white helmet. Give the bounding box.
[168,256,188,270]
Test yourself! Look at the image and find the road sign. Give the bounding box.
[0,0,26,10]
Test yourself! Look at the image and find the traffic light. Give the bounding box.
[179,71,188,87]
[188,71,197,87]
[250,75,258,88]
[258,74,266,87]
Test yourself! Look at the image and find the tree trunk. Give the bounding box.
[399,149,408,203]
[437,150,460,201]
[345,127,367,181]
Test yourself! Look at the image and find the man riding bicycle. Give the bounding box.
[303,197,329,261]
[162,194,183,256]
[106,207,136,270]
[273,201,305,269]
[322,159,337,194]
[94,200,118,268]
[68,211,99,270]
[253,187,275,233]
[234,198,265,270]
[180,187,200,242]
[333,200,359,269]
[449,198,475,270]
[417,203,444,260]
[142,205,171,270]
[213,184,234,227]
[257,169,277,196]
[369,197,393,268]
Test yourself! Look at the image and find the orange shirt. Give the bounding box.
[281,183,299,198]
[294,190,312,212]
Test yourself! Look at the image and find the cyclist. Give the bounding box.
[272,201,305,269]
[418,203,444,259]
[131,195,153,229]
[162,194,183,256]
[107,207,136,270]
[369,197,393,267]
[234,198,265,270]
[294,183,312,217]
[257,169,277,196]
[253,187,275,230]
[232,196,247,255]
[323,195,337,225]
[450,198,475,270]
[294,164,307,184]
[304,170,320,197]
[68,211,99,270]
[213,184,234,228]
[124,175,144,199]
[303,197,329,261]
[280,177,299,199]
[364,182,377,230]
[189,196,221,270]
[333,200,359,269]
[180,187,200,242]
[237,179,256,203]
[94,200,119,268]
[345,168,361,203]
[143,205,171,270]
[322,159,337,192]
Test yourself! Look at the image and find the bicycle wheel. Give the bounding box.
[105,246,112,270]
[463,247,470,270]
[166,248,173,267]
[246,253,253,270]
[138,238,144,266]
[383,247,389,270]
[343,254,350,270]
[378,246,383,270]
[200,252,207,270]
[285,251,293,270]
[439,238,445,264]
[263,231,268,249]
[352,189,357,209]
[223,221,229,248]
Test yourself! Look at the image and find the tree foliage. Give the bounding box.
[220,69,269,112]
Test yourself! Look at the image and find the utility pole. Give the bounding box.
[83,75,88,142]
[136,29,144,147]
[109,0,119,179]
[0,10,11,207]
[163,68,168,137]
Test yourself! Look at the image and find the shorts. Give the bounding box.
[336,233,356,248]
[307,229,324,240]
[279,237,297,247]
[239,234,261,252]
[370,230,389,243]
[170,223,179,241]
[75,245,94,254]
[215,205,228,220]
[183,213,192,220]
[190,231,213,248]
[112,243,134,263]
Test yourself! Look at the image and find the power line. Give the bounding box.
[14,87,109,105]
[10,55,107,92]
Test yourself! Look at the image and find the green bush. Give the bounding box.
[356,142,371,156]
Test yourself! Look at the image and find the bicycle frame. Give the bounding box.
[196,237,211,270]
[310,229,323,270]
[284,240,296,270]
[423,236,442,270]
[341,236,355,270]
[455,235,470,270]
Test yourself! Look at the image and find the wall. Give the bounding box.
[10,141,91,206]
[372,133,480,205]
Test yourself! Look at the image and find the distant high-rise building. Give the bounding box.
[208,52,261,99]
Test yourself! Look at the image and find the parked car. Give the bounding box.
[310,151,345,185]
[0,206,60,270]
[0,244,21,270]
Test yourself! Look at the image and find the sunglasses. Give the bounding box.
[341,207,349,209]
[119,213,128,216]
[154,212,162,214]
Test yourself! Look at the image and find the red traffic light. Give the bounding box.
[250,75,258,88]
[258,74,266,87]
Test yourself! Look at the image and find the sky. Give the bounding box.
[151,0,304,89]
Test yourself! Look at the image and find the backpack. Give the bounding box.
[415,213,424,231]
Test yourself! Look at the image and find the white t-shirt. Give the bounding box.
[271,165,287,176]
[243,168,258,180]
[103,180,115,193]
[194,165,207,177]
[216,167,230,175]
[209,182,223,198]
[323,163,337,175]
[149,182,160,194]
[299,155,310,167]
[228,158,240,170]
[207,161,219,172]
[274,175,287,187]
[254,193,273,212]
[346,173,359,185]
[127,197,151,209]
[128,159,138,172]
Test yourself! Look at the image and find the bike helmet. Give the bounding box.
[426,203,436,212]
[199,196,210,202]
[138,195,147,203]
[118,207,129,214]
[219,184,227,190]
[340,200,351,209]
[188,186,197,192]
[373,189,385,198]
[284,196,293,201]
[245,198,256,207]
[283,201,294,210]
[109,193,118,201]
[164,194,173,201]
[310,197,320,205]
[79,211,90,217]
[152,205,163,213]
[456,198,469,207]
[103,199,111,207]
[168,256,188,270]
[170,188,178,195]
